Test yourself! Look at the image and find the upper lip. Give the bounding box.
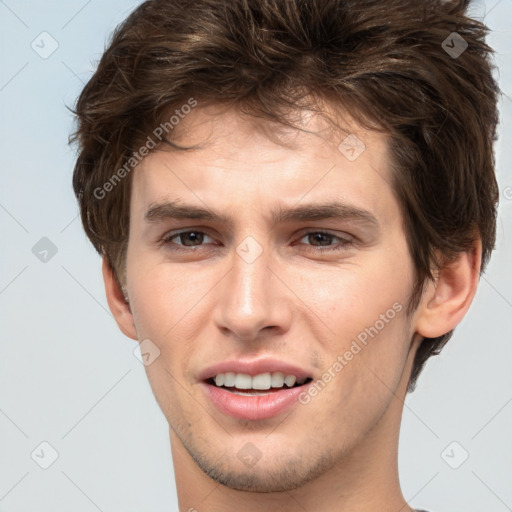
[199,357,313,382]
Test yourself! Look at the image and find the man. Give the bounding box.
[71,0,499,510]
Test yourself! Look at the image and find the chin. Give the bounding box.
[188,444,337,493]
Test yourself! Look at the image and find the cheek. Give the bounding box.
[126,261,204,407]
[302,242,414,394]
[304,254,413,340]
[126,255,214,346]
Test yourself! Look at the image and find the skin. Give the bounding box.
[103,103,481,512]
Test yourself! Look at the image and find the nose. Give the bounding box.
[213,238,292,342]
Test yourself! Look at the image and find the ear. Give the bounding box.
[102,256,138,340]
[414,238,482,339]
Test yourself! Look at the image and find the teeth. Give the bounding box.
[284,375,297,387]
[234,373,252,389]
[271,372,285,387]
[224,372,236,387]
[211,371,307,390]
[252,372,271,390]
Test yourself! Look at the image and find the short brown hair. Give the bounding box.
[71,0,500,392]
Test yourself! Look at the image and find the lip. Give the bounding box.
[200,380,312,421]
[198,357,314,421]
[198,357,313,381]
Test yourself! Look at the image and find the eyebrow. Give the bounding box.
[144,200,379,229]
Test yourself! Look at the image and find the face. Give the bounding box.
[123,104,420,492]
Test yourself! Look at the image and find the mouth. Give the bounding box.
[206,372,313,396]
[200,365,314,421]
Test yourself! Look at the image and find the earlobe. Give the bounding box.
[414,239,482,339]
[101,257,138,340]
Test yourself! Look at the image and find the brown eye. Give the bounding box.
[305,232,335,246]
[162,230,215,249]
[298,231,353,252]
[175,231,205,246]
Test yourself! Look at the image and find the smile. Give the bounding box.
[202,372,313,420]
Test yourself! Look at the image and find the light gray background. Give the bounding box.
[0,1,510,511]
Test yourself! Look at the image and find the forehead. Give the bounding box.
[154,102,387,163]
[131,103,398,227]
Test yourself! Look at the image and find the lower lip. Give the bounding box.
[201,381,310,421]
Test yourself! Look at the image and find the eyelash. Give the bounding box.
[159,229,354,253]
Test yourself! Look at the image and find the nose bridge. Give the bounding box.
[234,236,270,311]
[214,234,289,339]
